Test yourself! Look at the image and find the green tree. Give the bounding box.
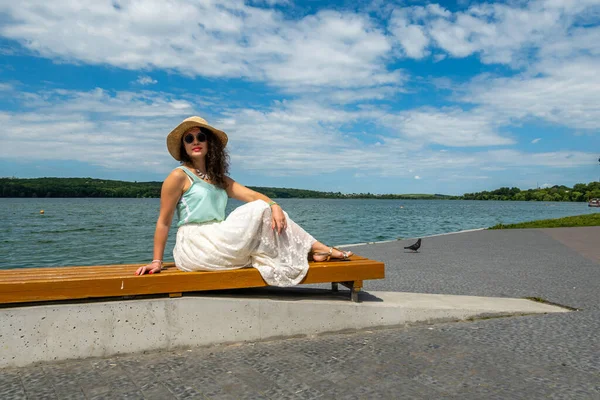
[552,193,563,202]
[586,190,600,201]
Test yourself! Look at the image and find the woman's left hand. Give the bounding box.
[271,205,287,234]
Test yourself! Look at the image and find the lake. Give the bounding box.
[1,198,597,269]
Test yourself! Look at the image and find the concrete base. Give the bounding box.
[0,289,568,368]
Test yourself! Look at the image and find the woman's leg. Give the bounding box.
[278,207,352,262]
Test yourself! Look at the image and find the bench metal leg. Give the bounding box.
[350,288,359,303]
[331,282,339,292]
[339,280,363,303]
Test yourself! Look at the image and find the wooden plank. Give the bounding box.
[0,258,384,305]
[0,268,180,282]
[0,263,178,277]
[0,260,382,287]
[301,261,383,284]
[0,265,184,280]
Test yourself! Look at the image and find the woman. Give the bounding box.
[135,116,352,286]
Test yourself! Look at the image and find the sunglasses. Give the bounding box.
[183,130,208,144]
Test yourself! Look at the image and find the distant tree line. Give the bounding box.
[0,177,453,199]
[462,182,600,202]
[1,177,599,202]
[249,186,454,200]
[0,178,162,198]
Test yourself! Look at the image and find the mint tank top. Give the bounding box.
[176,166,228,227]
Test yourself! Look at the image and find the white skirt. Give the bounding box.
[173,200,317,287]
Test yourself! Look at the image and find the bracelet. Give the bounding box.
[151,259,163,264]
[268,201,278,207]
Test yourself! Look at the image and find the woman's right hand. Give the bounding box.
[135,261,162,276]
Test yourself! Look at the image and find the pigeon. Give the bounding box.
[404,238,422,252]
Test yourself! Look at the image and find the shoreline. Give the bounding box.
[339,211,599,248]
[338,227,487,248]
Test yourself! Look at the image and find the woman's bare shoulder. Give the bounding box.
[163,167,188,186]
[169,167,187,177]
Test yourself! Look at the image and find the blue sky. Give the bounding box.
[0,0,599,195]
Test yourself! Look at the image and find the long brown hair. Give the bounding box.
[180,128,230,190]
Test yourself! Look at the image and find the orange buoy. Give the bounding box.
[40,210,44,214]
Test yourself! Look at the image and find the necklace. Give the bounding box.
[185,165,210,180]
[194,169,210,181]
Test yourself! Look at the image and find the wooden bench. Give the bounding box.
[0,255,384,305]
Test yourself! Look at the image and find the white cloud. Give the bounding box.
[462,57,600,130]
[0,88,204,172]
[17,88,197,118]
[2,0,598,127]
[539,26,600,60]
[483,149,594,168]
[388,0,600,66]
[532,138,541,143]
[388,1,600,137]
[389,9,431,59]
[258,11,400,90]
[414,175,421,179]
[321,86,400,104]
[437,174,489,182]
[380,108,514,147]
[249,0,290,5]
[136,75,157,85]
[0,1,400,91]
[481,167,506,171]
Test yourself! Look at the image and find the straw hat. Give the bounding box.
[166,116,228,161]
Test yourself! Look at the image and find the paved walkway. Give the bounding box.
[1,227,599,399]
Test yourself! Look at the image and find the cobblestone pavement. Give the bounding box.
[1,227,599,399]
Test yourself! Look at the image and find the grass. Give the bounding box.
[489,212,600,230]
